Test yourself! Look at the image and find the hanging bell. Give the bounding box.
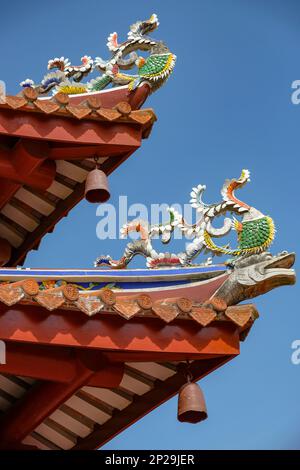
[177,381,208,424]
[84,167,110,203]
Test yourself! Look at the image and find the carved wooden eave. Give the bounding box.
[0,280,258,338]
[0,299,253,450]
[0,250,295,450]
[0,84,155,267]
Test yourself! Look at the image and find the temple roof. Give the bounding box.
[0,85,155,266]
[0,261,261,449]
[0,87,155,133]
[0,11,296,451]
[0,266,257,449]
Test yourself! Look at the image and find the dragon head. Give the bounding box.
[221,169,251,210]
[236,169,251,186]
[236,251,295,284]
[214,251,296,306]
[129,13,159,38]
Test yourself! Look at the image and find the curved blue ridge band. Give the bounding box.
[0,265,227,278]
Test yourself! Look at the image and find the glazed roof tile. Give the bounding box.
[0,89,156,139]
[0,280,258,340]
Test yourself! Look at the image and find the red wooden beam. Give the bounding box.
[0,141,55,189]
[0,238,11,267]
[0,304,240,358]
[48,143,138,160]
[0,341,124,386]
[0,342,79,382]
[0,110,143,146]
[11,443,40,450]
[0,139,55,211]
[10,140,51,178]
[0,352,112,449]
[102,351,227,363]
[0,180,20,212]
[88,363,124,388]
[77,349,124,388]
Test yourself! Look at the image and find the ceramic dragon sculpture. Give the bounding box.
[20,14,176,96]
[95,170,276,269]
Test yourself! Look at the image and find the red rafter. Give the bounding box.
[0,341,124,386]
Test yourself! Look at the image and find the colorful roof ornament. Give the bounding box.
[0,252,295,317]
[20,14,176,96]
[95,170,276,269]
[0,12,296,450]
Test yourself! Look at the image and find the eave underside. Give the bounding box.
[0,303,253,450]
[0,357,234,450]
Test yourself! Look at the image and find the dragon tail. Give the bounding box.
[87,74,112,92]
[203,230,242,256]
[128,77,141,91]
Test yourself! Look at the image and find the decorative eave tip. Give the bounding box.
[20,14,176,98]
[94,168,296,304]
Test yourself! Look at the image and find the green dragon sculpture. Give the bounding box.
[20,14,176,96]
[202,169,275,257]
[95,170,276,269]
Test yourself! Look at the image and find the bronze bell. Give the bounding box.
[84,167,110,203]
[177,381,208,424]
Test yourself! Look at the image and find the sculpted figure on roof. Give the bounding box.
[95,170,276,269]
[20,14,176,96]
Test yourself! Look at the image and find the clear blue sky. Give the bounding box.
[1,0,299,449]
